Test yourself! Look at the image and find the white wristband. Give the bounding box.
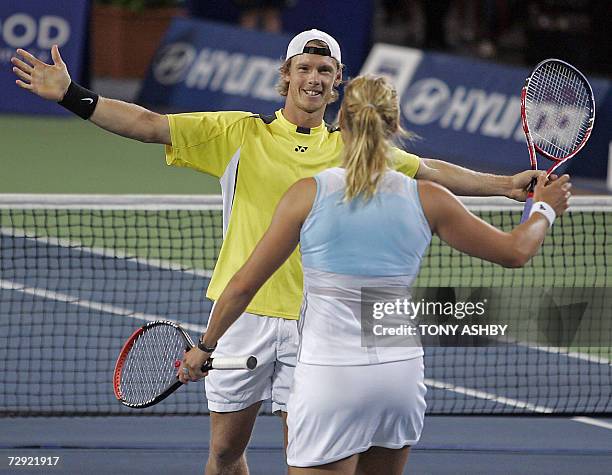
[529,201,556,227]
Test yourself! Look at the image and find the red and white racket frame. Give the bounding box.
[520,58,595,223]
[114,320,257,409]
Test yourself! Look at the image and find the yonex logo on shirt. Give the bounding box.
[295,145,308,152]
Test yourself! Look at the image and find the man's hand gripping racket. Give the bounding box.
[520,59,595,222]
[114,321,257,409]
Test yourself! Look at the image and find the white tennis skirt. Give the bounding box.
[286,357,426,468]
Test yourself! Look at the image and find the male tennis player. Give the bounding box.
[179,75,571,473]
[12,30,544,474]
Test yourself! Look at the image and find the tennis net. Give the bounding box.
[1,194,610,416]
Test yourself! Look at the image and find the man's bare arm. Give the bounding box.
[416,157,541,202]
[89,98,170,144]
[12,45,170,145]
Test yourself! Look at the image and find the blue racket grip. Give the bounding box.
[520,176,538,224]
[520,196,533,223]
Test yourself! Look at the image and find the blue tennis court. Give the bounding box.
[1,416,611,474]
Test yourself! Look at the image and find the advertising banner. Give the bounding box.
[0,0,89,115]
[139,18,289,115]
[361,45,612,180]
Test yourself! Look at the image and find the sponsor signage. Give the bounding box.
[139,18,288,114]
[0,0,89,115]
[361,45,612,179]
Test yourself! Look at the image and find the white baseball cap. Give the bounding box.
[285,29,342,64]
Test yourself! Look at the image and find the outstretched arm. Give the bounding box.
[11,45,170,144]
[416,158,545,202]
[419,173,571,268]
[179,178,317,382]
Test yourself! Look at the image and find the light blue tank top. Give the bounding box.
[300,167,432,277]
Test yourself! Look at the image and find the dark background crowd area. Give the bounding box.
[183,0,611,78]
[374,0,610,75]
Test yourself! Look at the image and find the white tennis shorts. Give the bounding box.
[204,311,298,413]
[286,357,426,467]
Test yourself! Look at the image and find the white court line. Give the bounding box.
[424,378,554,413]
[0,279,206,334]
[571,417,612,430]
[426,379,612,429]
[520,343,611,366]
[0,228,213,279]
[507,337,611,365]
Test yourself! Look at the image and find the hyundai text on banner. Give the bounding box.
[0,0,89,115]
[361,44,612,180]
[139,18,289,114]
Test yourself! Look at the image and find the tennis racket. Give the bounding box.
[114,320,257,409]
[519,58,595,223]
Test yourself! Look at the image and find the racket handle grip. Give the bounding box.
[201,356,257,372]
[520,195,534,224]
[526,176,537,193]
[520,177,537,224]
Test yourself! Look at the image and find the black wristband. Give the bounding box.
[197,335,217,353]
[58,81,99,120]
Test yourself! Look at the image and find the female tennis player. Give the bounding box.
[181,75,571,473]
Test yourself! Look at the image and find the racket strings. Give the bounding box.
[120,325,185,404]
[525,61,593,159]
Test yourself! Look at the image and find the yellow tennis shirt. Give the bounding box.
[165,109,421,319]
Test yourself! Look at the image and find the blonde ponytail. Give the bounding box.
[340,76,405,202]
